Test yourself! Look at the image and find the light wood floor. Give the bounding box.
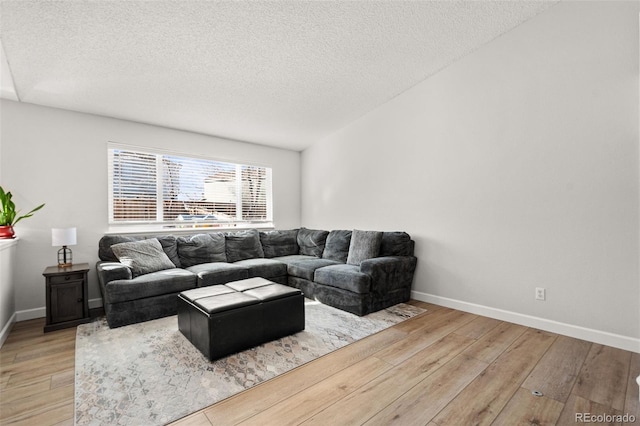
[1,301,639,425]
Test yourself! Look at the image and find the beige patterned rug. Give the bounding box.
[75,299,424,425]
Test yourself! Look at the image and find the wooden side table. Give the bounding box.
[43,263,90,332]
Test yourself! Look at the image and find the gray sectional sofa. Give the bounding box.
[96,228,417,328]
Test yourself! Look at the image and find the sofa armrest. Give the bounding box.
[96,261,132,284]
[360,256,417,296]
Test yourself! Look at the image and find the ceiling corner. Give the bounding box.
[0,39,19,102]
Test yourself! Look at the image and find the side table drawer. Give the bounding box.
[50,273,85,284]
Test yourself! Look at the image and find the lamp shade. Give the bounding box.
[52,227,77,246]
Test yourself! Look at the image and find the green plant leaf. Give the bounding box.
[12,203,45,226]
[0,185,44,226]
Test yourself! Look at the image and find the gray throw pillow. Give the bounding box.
[297,228,329,257]
[346,230,383,266]
[156,235,181,268]
[177,233,226,267]
[380,231,413,256]
[98,235,181,267]
[322,230,352,263]
[260,229,299,258]
[225,229,265,262]
[111,238,176,277]
[98,235,143,261]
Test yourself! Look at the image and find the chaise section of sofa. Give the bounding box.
[96,227,417,327]
[286,230,417,316]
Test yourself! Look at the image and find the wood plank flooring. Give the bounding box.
[1,301,638,425]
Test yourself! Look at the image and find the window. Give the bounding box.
[108,145,272,229]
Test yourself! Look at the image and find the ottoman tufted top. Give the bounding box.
[193,292,260,314]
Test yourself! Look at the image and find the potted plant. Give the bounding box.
[0,186,45,239]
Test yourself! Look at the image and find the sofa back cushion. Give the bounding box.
[347,230,383,266]
[322,230,352,263]
[98,235,181,267]
[380,232,414,256]
[177,233,226,267]
[225,229,265,262]
[260,229,299,258]
[297,228,329,257]
[111,238,176,277]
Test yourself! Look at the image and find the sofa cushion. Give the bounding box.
[346,230,383,266]
[99,235,181,267]
[297,228,329,257]
[380,232,413,256]
[105,268,196,303]
[185,262,249,287]
[286,258,341,281]
[322,230,352,263]
[232,258,287,278]
[314,264,371,294]
[259,229,299,258]
[177,233,226,267]
[111,238,176,277]
[225,229,264,262]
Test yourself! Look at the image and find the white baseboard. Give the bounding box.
[88,298,103,310]
[0,298,104,349]
[14,297,104,322]
[412,290,640,354]
[16,307,45,322]
[0,312,16,349]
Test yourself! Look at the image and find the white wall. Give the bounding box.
[302,1,640,349]
[0,239,17,345]
[0,100,301,319]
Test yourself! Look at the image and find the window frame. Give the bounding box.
[107,143,273,233]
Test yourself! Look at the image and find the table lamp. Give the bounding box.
[52,227,76,267]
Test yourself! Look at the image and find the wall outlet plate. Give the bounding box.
[535,287,546,301]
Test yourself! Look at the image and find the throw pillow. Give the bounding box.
[346,230,383,266]
[225,229,265,262]
[98,235,142,262]
[297,228,329,257]
[260,229,299,258]
[322,230,352,263]
[156,235,182,268]
[111,238,176,277]
[380,231,413,256]
[177,233,226,267]
[98,235,181,267]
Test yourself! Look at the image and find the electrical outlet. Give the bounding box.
[535,287,546,301]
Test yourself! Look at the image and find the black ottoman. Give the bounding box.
[244,283,305,342]
[178,278,304,361]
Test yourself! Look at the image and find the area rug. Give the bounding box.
[75,300,424,425]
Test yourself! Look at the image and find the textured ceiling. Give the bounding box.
[0,1,558,151]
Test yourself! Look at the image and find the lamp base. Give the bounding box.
[58,246,73,267]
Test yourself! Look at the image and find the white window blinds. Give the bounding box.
[108,146,272,228]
